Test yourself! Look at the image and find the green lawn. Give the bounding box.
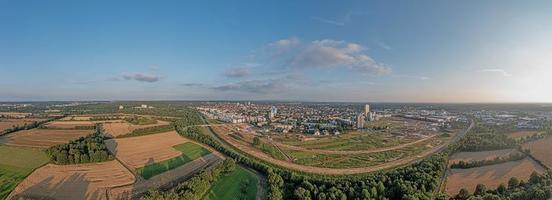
[204,166,258,200]
[0,145,49,199]
[137,142,211,179]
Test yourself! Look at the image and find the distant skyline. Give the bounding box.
[2,1,552,103]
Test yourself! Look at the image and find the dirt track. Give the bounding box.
[210,125,446,175]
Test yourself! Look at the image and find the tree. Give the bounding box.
[252,137,261,146]
[456,188,471,200]
[496,184,506,195]
[508,177,520,189]
[474,184,487,196]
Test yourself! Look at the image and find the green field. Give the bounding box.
[272,131,420,151]
[137,142,211,179]
[204,166,258,200]
[0,145,50,199]
[280,137,442,168]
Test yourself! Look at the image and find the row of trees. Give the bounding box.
[450,152,527,169]
[140,159,237,200]
[46,127,113,164]
[444,172,552,200]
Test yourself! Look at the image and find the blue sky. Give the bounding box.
[1,0,552,102]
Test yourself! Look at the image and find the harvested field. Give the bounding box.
[102,121,170,137]
[45,121,96,129]
[0,118,46,132]
[105,131,187,169]
[509,130,540,139]
[445,158,546,195]
[0,112,32,118]
[522,137,552,168]
[137,142,211,179]
[7,160,135,200]
[0,129,92,148]
[449,149,519,164]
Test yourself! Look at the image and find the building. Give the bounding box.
[141,104,148,108]
[357,114,365,129]
[269,106,278,119]
[364,104,370,116]
[119,105,124,110]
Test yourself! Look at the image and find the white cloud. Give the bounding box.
[224,67,251,78]
[480,69,512,77]
[287,39,391,75]
[121,73,160,82]
[212,79,286,93]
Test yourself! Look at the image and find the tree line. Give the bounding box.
[450,151,527,169]
[140,159,237,200]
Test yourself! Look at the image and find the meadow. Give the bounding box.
[0,145,49,199]
[203,166,258,200]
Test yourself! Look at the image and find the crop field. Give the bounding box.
[0,128,92,148]
[0,145,49,199]
[8,160,135,200]
[522,137,552,168]
[449,149,519,164]
[102,120,170,137]
[0,118,46,132]
[45,120,97,129]
[137,142,211,179]
[445,157,546,195]
[508,130,540,139]
[204,166,258,200]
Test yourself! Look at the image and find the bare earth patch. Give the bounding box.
[105,131,186,169]
[522,137,552,168]
[7,160,135,200]
[103,121,170,137]
[0,129,92,148]
[445,158,546,195]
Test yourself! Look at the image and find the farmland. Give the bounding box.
[522,137,552,168]
[102,120,170,137]
[0,128,92,148]
[204,166,258,200]
[7,160,135,200]
[0,145,49,199]
[105,131,188,169]
[449,149,519,164]
[445,158,546,195]
[137,142,211,179]
[0,118,46,133]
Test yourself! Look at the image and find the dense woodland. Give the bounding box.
[453,132,517,152]
[46,126,113,164]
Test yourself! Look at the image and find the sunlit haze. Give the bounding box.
[1,1,552,103]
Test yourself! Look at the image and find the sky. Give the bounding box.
[1,0,552,103]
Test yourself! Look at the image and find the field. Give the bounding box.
[522,137,552,168]
[204,166,258,200]
[7,160,135,200]
[0,128,92,148]
[0,145,49,199]
[102,120,170,137]
[45,120,97,129]
[449,149,519,164]
[105,131,187,169]
[137,142,211,179]
[508,130,540,139]
[210,124,449,174]
[445,158,546,195]
[0,118,46,132]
